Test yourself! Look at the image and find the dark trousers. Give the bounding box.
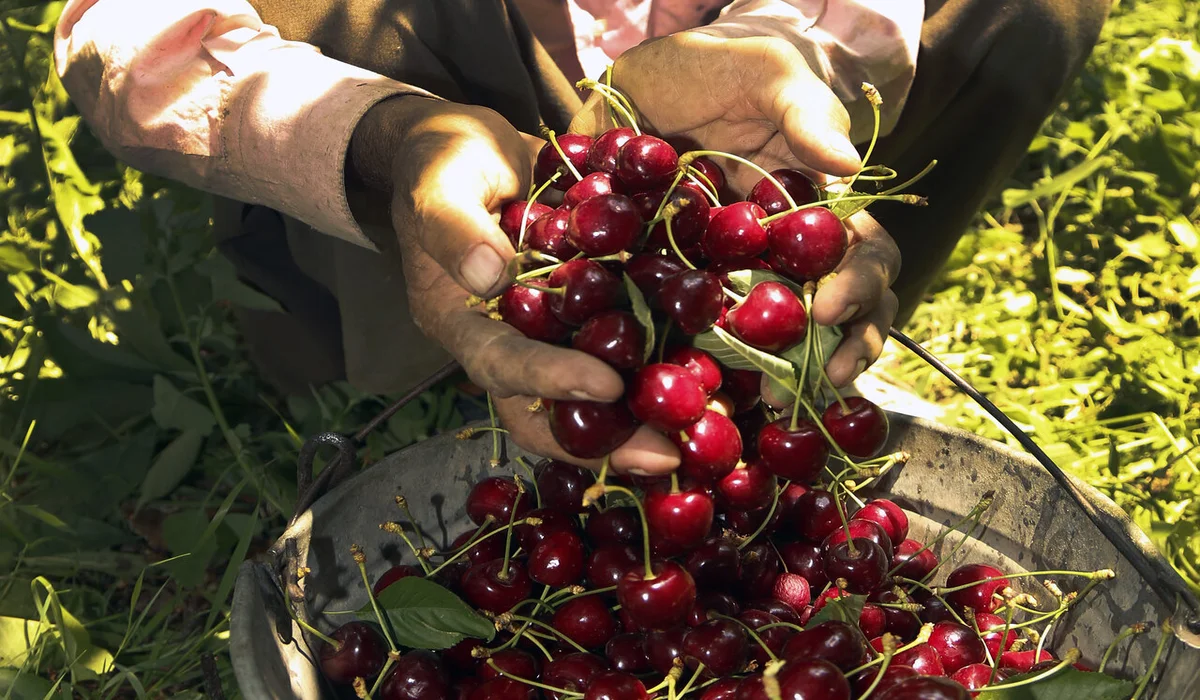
[220,0,1111,395]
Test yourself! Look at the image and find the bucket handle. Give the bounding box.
[890,328,1200,639]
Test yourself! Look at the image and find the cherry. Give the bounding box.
[467,678,534,700]
[604,633,650,674]
[726,281,808,352]
[500,200,553,248]
[564,171,624,209]
[683,619,749,677]
[529,530,586,587]
[514,508,577,551]
[952,664,1007,695]
[537,133,593,190]
[549,399,639,459]
[586,127,637,174]
[975,613,1017,657]
[783,620,868,671]
[738,609,793,665]
[739,543,782,600]
[687,592,741,626]
[318,621,387,683]
[461,559,532,614]
[552,595,620,650]
[499,281,571,343]
[791,489,847,541]
[665,347,723,394]
[727,503,785,543]
[891,539,939,581]
[747,598,803,625]
[646,183,711,250]
[627,363,707,431]
[617,560,697,631]
[767,207,848,282]
[876,677,970,700]
[928,622,987,674]
[585,507,641,547]
[546,259,621,325]
[824,519,894,555]
[703,201,769,261]
[945,564,1010,614]
[721,368,763,413]
[918,593,959,625]
[858,602,887,639]
[644,481,715,556]
[450,527,504,564]
[772,572,812,611]
[853,664,920,697]
[478,649,540,682]
[690,156,726,193]
[586,544,640,589]
[685,538,743,592]
[624,253,686,301]
[441,638,483,675]
[892,643,947,676]
[615,135,678,191]
[999,649,1053,673]
[822,397,889,459]
[869,589,922,641]
[524,207,579,260]
[378,650,449,700]
[566,193,641,255]
[542,653,609,700]
[466,477,528,527]
[373,564,421,596]
[854,499,908,550]
[822,538,889,594]
[583,671,649,700]
[738,659,851,700]
[778,541,829,592]
[813,586,852,611]
[748,168,820,217]
[715,462,777,511]
[757,418,830,484]
[536,460,594,514]
[675,412,743,484]
[644,626,688,674]
[572,311,646,371]
[698,678,740,700]
[656,269,724,335]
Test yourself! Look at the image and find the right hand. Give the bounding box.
[356,96,681,475]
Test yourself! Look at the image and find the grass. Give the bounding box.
[0,0,1196,696]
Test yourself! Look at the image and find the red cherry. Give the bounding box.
[674,410,743,483]
[541,653,609,700]
[822,397,889,459]
[318,621,387,684]
[572,311,646,371]
[441,638,483,675]
[566,193,642,255]
[822,538,889,594]
[768,207,849,282]
[892,643,947,676]
[687,591,741,627]
[657,270,724,335]
[739,543,782,600]
[586,544,640,589]
[852,664,920,697]
[727,503,785,544]
[552,595,619,649]
[703,201,769,261]
[535,460,594,514]
[478,649,540,682]
[783,620,869,671]
[583,671,649,700]
[918,593,961,625]
[757,418,830,483]
[869,589,923,641]
[772,572,812,610]
[529,530,586,587]
[585,507,640,547]
[716,462,777,511]
[615,135,678,191]
[682,619,749,677]
[975,612,1018,657]
[616,561,697,631]
[824,519,894,555]
[721,367,762,413]
[549,399,638,459]
[792,488,847,541]
[564,171,624,208]
[684,537,743,592]
[738,659,851,700]
[998,649,1054,673]
[547,259,621,325]
[645,626,688,675]
[525,207,579,260]
[625,253,687,301]
[373,564,421,596]
[748,168,820,216]
[627,363,707,432]
[952,664,1008,695]
[604,633,650,674]
[738,609,793,665]
[450,528,504,564]
[500,200,552,248]
[646,184,710,250]
[499,281,571,343]
[378,650,449,700]
[747,598,803,626]
[514,508,577,551]
[876,676,969,700]
[537,133,593,190]
[644,482,715,556]
[945,564,1010,614]
[586,127,636,174]
[461,559,532,614]
[891,539,939,581]
[778,541,829,592]
[689,156,726,193]
[726,281,808,352]
[467,677,534,700]
[698,678,740,700]
[813,587,852,611]
[928,622,987,674]
[854,498,908,549]
[858,602,887,639]
[665,347,723,394]
[466,477,528,527]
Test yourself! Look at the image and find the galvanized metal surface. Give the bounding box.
[231,415,1200,698]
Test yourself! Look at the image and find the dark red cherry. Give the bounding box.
[945,564,1010,614]
[441,638,483,675]
[683,619,749,677]
[876,676,969,700]
[674,410,742,483]
[542,653,609,700]
[768,207,849,282]
[552,595,620,650]
[615,135,678,191]
[737,659,851,700]
[450,527,504,564]
[468,677,534,700]
[822,538,889,594]
[716,462,777,511]
[461,559,532,614]
[586,507,640,547]
[698,678,740,700]
[891,539,938,581]
[778,541,829,591]
[529,530,586,587]
[952,664,1007,695]
[727,502,785,544]
[604,633,650,674]
[771,572,812,611]
[748,168,820,217]
[566,193,642,256]
[535,460,594,514]
[646,184,710,250]
[791,488,846,541]
[747,598,803,625]
[689,156,726,193]
[858,602,887,639]
[318,621,387,684]
[564,171,624,209]
[478,649,540,682]
[627,363,707,432]
[721,367,762,414]
[757,418,830,484]
[739,543,782,600]
[852,665,920,697]
[547,259,621,325]
[854,499,908,550]
[726,281,808,352]
[687,592,741,626]
[824,519,894,555]
[684,538,743,592]
[645,626,688,674]
[500,200,553,248]
[624,253,686,301]
[998,649,1053,674]
[822,397,889,459]
[586,544,640,589]
[586,127,636,175]
[538,133,593,190]
[514,508,577,551]
[703,201,768,261]
[549,399,638,459]
[499,281,571,343]
[583,671,649,700]
[644,482,715,556]
[525,207,579,260]
[657,270,724,335]
[466,477,528,527]
[373,564,421,596]
[378,650,449,700]
[917,593,960,625]
[783,620,868,671]
[572,311,646,371]
[869,589,923,642]
[928,622,987,674]
[892,643,947,676]
[665,347,723,394]
[616,561,697,631]
[813,587,852,611]
[975,613,1017,657]
[739,610,793,665]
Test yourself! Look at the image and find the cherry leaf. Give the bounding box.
[723,269,805,297]
[803,593,866,629]
[623,273,656,363]
[356,576,494,650]
[772,323,843,398]
[692,325,797,393]
[979,667,1135,700]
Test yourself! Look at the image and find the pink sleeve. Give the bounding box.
[54,0,434,248]
[694,0,925,143]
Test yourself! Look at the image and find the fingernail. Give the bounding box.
[628,468,655,477]
[839,358,867,388]
[460,244,506,296]
[832,304,860,326]
[570,390,606,402]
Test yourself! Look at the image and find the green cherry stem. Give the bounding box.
[790,292,816,433]
[935,569,1115,596]
[680,150,796,209]
[486,658,583,697]
[856,633,896,700]
[543,129,583,183]
[294,616,340,649]
[515,456,542,508]
[652,169,689,222]
[508,614,592,654]
[518,172,563,249]
[665,215,697,270]
[498,479,528,581]
[894,578,970,627]
[1098,622,1149,673]
[813,327,850,414]
[393,495,428,551]
[604,484,656,579]
[423,516,528,579]
[887,492,993,579]
[832,83,883,205]
[351,545,399,651]
[976,649,1084,694]
[757,193,924,227]
[739,479,791,551]
[879,159,938,197]
[486,393,502,467]
[577,78,641,135]
[847,625,933,676]
[677,662,707,696]
[685,166,721,205]
[711,613,779,662]
[379,521,433,575]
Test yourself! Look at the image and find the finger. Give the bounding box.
[568,91,615,137]
[825,289,899,388]
[811,211,901,327]
[761,376,791,410]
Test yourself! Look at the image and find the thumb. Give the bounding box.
[569,91,615,137]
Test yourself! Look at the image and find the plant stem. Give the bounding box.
[508,615,592,654]
[294,617,339,648]
[544,129,583,183]
[665,216,697,270]
[518,173,563,249]
[739,479,790,551]
[681,150,795,209]
[486,392,502,466]
[354,556,398,651]
[711,613,778,662]
[486,658,583,696]
[758,194,921,227]
[1098,623,1148,673]
[604,484,655,579]
[976,649,1083,693]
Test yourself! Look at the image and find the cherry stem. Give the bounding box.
[670,471,681,494]
[684,166,721,205]
[721,286,746,304]
[856,634,896,700]
[578,76,642,135]
[604,484,656,579]
[879,159,938,197]
[681,150,795,209]
[543,129,583,183]
[831,83,882,205]
[739,478,790,551]
[711,613,779,662]
[658,319,671,364]
[294,616,340,649]
[514,262,561,282]
[549,585,617,607]
[829,165,896,183]
[757,194,923,227]
[486,658,583,697]
[797,393,860,471]
[935,569,1113,596]
[894,578,969,627]
[354,554,399,651]
[521,628,555,661]
[508,614,592,654]
[756,621,807,634]
[813,327,850,415]
[1098,622,1149,674]
[653,169,688,221]
[394,496,428,551]
[488,587,550,653]
[848,628,930,676]
[498,480,526,581]
[886,492,993,579]
[367,657,395,697]
[831,477,858,557]
[976,649,1083,694]
[790,293,815,432]
[380,521,433,575]
[518,172,563,249]
[486,393,502,467]
[984,593,1020,680]
[515,456,542,508]
[677,663,706,696]
[423,516,528,579]
[665,216,697,270]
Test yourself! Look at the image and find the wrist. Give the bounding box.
[347,94,438,194]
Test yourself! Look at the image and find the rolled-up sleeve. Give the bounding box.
[54,0,434,248]
[694,0,925,143]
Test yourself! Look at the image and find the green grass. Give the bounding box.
[0,0,1196,696]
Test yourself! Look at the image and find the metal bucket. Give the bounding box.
[229,414,1200,698]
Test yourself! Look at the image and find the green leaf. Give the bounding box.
[196,255,284,312]
[803,593,866,629]
[360,577,495,650]
[693,325,797,391]
[15,505,70,531]
[0,668,54,700]
[623,273,656,363]
[774,324,843,397]
[151,375,215,434]
[979,667,1135,700]
[723,269,805,297]
[0,244,35,273]
[138,429,206,508]
[1001,156,1113,208]
[161,509,218,588]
